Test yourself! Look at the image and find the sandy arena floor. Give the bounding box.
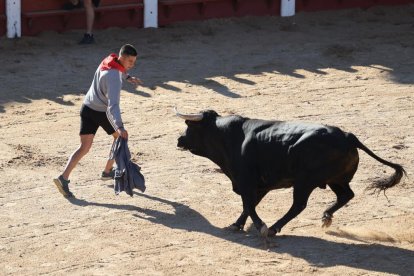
[0,5,413,275]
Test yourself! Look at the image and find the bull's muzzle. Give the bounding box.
[177,135,189,151]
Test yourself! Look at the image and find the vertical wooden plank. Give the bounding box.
[6,0,21,38]
[144,0,158,28]
[281,0,295,17]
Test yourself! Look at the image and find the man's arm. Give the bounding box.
[125,74,143,87]
[106,71,124,132]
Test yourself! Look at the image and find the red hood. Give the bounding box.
[99,54,126,73]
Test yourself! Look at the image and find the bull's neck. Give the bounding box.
[205,141,235,182]
[206,116,245,182]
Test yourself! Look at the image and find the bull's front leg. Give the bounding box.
[231,165,268,237]
[229,190,269,232]
[240,191,268,237]
[228,211,248,231]
[268,183,315,237]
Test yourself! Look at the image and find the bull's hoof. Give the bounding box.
[226,223,244,232]
[267,227,280,237]
[322,213,333,228]
[260,224,269,237]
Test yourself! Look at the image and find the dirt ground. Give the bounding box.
[1,4,414,275]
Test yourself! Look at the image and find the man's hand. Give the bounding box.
[117,127,128,140]
[127,76,143,87]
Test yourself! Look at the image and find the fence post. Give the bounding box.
[281,0,295,17]
[6,0,21,38]
[144,0,158,28]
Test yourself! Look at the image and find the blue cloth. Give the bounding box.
[110,137,145,196]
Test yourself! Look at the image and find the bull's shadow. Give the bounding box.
[273,235,414,274]
[68,193,414,275]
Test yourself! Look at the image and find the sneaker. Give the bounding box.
[92,0,101,7]
[62,1,82,10]
[78,33,95,45]
[53,175,74,197]
[101,169,115,180]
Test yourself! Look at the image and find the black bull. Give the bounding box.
[176,109,406,237]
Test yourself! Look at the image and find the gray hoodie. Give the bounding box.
[83,66,127,131]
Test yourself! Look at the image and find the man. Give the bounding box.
[63,0,100,44]
[54,44,142,198]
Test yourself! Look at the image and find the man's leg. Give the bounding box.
[62,134,94,180]
[54,134,94,197]
[84,0,95,35]
[78,0,96,44]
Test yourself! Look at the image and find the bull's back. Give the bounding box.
[251,121,332,156]
[244,120,358,186]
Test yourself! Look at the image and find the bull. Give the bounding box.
[175,108,406,237]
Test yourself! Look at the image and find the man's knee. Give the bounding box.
[79,144,92,155]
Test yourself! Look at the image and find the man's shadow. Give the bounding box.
[67,193,413,275]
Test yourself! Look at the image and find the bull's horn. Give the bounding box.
[174,107,203,121]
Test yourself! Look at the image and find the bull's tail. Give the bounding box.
[346,133,406,193]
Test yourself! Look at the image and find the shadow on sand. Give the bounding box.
[1,6,414,112]
[67,192,414,275]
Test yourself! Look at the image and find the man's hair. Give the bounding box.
[119,44,138,57]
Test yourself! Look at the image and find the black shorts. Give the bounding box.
[80,104,115,135]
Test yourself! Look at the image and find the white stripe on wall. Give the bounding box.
[281,0,295,17]
[144,0,158,28]
[6,0,21,38]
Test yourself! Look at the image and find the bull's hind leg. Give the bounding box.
[322,183,354,227]
[229,190,268,231]
[268,182,315,236]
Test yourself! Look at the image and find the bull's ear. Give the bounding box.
[203,110,219,120]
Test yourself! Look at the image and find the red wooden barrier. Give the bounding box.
[296,0,414,12]
[158,0,281,26]
[21,0,144,36]
[2,0,413,37]
[0,0,6,36]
